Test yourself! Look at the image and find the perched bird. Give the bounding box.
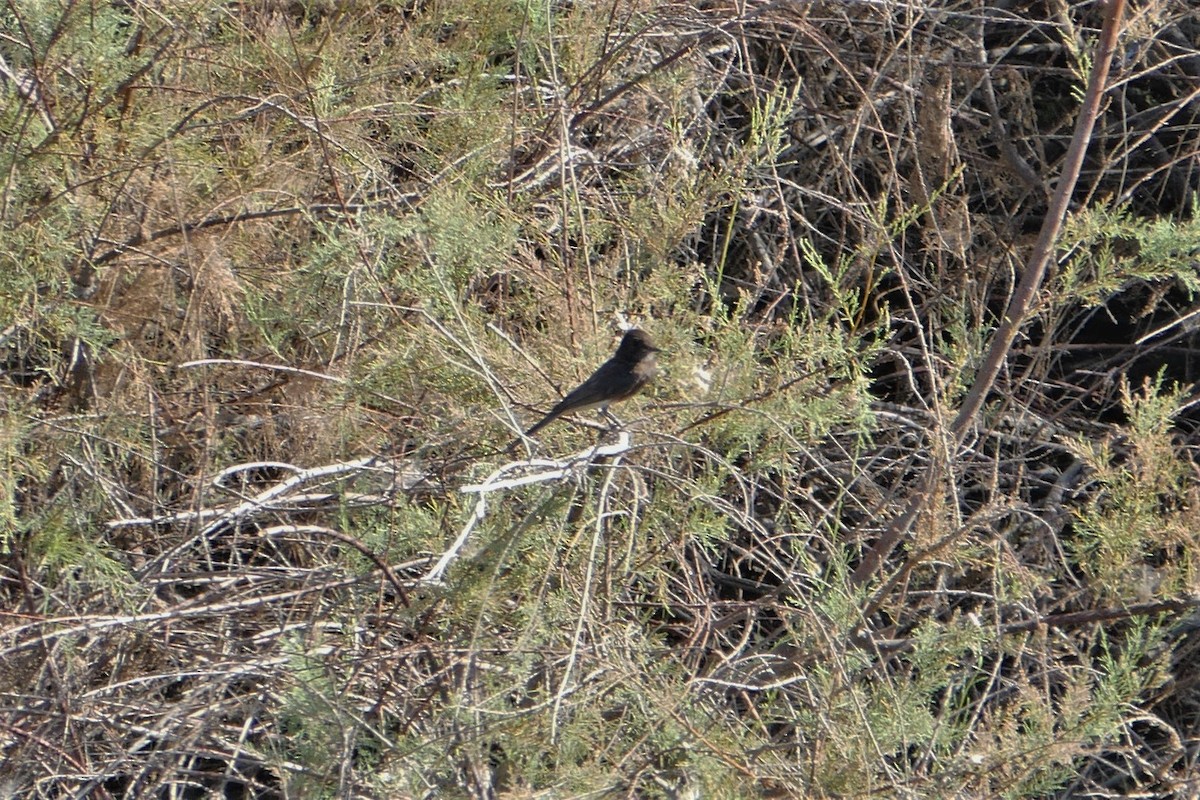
[524,328,660,436]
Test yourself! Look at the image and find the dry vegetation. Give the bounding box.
[3,0,1200,797]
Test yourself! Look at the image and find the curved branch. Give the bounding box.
[851,0,1128,588]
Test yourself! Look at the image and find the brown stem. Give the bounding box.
[951,0,1127,442]
[850,0,1127,588]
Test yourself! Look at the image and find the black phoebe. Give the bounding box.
[524,328,660,436]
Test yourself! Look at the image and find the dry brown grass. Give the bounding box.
[3,0,1200,797]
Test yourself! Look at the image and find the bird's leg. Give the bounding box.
[599,406,621,430]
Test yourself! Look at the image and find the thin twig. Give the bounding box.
[850,0,1127,587]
